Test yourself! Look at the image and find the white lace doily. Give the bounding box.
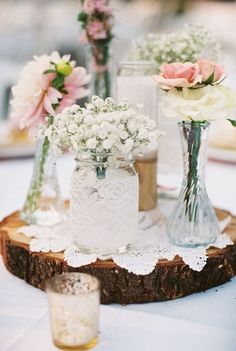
[17,208,233,275]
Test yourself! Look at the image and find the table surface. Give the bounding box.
[0,155,236,351]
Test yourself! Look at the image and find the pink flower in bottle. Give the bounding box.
[87,20,107,40]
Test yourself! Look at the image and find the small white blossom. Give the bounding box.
[103,138,113,150]
[120,131,129,140]
[98,129,108,140]
[68,123,78,133]
[137,128,148,139]
[86,138,97,149]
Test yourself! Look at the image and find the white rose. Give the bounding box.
[161,85,236,122]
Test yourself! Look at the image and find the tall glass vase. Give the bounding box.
[21,136,64,226]
[86,44,114,99]
[166,121,220,247]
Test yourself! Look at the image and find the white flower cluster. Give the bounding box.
[44,96,163,155]
[160,85,236,122]
[128,25,219,72]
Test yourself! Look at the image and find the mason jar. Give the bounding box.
[69,152,139,255]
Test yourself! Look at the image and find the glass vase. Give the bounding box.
[166,121,220,247]
[69,152,139,255]
[117,61,158,211]
[86,44,114,99]
[21,136,64,226]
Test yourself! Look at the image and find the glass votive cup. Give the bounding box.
[46,272,100,351]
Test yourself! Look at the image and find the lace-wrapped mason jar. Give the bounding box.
[69,152,139,255]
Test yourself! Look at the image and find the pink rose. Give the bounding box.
[154,62,202,90]
[198,59,224,83]
[83,0,111,15]
[87,20,107,40]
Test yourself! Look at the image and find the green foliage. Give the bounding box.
[78,11,88,23]
[228,119,236,127]
[52,74,65,92]
[203,72,215,85]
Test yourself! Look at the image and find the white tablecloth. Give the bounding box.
[0,155,236,351]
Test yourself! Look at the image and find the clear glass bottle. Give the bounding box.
[117,61,158,211]
[69,152,139,255]
[166,121,220,247]
[86,44,114,99]
[21,136,64,226]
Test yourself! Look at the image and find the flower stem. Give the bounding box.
[23,136,50,213]
[183,122,202,222]
[91,44,111,98]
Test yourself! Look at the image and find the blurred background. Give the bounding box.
[0,0,236,164]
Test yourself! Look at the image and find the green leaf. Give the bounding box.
[203,71,215,85]
[228,119,236,127]
[52,74,65,91]
[78,11,88,23]
[43,69,56,75]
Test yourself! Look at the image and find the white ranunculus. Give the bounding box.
[161,85,236,122]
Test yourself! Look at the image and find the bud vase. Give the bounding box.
[166,121,220,247]
[69,152,139,255]
[21,136,64,226]
[86,44,114,99]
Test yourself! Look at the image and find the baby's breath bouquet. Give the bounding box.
[128,25,219,71]
[45,96,163,159]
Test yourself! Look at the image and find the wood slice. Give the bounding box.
[1,209,236,305]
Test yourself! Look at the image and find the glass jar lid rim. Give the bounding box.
[46,272,100,295]
[178,120,210,126]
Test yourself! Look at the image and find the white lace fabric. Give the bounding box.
[17,210,233,275]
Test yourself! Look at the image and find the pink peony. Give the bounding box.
[198,59,224,83]
[87,20,107,40]
[10,52,90,130]
[83,0,111,14]
[154,62,202,90]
